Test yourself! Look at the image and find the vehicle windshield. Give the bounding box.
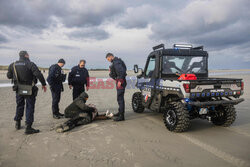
[162,55,207,74]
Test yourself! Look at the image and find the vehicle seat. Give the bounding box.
[163,61,176,73]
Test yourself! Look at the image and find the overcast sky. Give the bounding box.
[0,0,250,70]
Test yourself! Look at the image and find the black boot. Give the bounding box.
[15,120,21,130]
[113,114,125,121]
[57,112,64,117]
[53,112,64,119]
[55,124,70,133]
[25,124,40,135]
[53,114,61,119]
[113,112,120,117]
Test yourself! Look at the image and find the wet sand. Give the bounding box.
[0,71,250,167]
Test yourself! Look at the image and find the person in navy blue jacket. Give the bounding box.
[7,51,47,134]
[68,60,89,100]
[106,53,127,121]
[47,59,66,119]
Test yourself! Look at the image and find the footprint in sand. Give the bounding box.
[9,139,19,146]
[134,163,142,167]
[43,137,49,145]
[51,153,58,158]
[60,149,69,157]
[50,153,58,162]
[105,135,113,145]
[121,144,134,159]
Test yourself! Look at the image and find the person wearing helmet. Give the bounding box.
[55,92,113,133]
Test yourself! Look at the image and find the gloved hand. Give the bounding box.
[88,104,96,109]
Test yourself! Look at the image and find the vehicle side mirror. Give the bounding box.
[134,64,139,73]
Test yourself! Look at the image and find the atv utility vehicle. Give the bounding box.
[132,44,244,132]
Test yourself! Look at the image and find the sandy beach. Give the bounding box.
[0,70,250,167]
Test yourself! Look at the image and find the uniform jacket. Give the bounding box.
[64,93,94,119]
[47,64,66,90]
[68,65,89,87]
[7,57,46,86]
[110,57,127,80]
[109,64,117,80]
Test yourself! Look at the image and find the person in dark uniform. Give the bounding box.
[47,59,66,119]
[55,92,112,133]
[106,53,127,121]
[7,51,47,134]
[68,60,89,100]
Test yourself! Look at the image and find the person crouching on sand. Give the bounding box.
[55,92,113,133]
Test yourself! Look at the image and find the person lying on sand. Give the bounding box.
[55,92,113,133]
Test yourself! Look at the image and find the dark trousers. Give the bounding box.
[65,107,95,119]
[73,86,85,100]
[64,116,91,130]
[116,80,127,115]
[14,87,38,125]
[63,108,94,132]
[50,87,61,115]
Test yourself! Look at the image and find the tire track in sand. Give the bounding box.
[144,116,250,167]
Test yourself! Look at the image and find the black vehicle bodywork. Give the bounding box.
[132,44,244,132]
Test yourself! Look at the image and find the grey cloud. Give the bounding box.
[0,33,8,43]
[145,0,250,69]
[0,0,124,30]
[0,46,14,50]
[61,0,125,28]
[1,0,250,70]
[190,21,250,49]
[0,0,59,29]
[208,45,250,69]
[56,45,80,50]
[118,5,159,29]
[118,0,193,29]
[67,28,110,40]
[150,0,250,49]
[0,0,123,42]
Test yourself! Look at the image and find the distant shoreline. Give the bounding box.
[209,69,250,72]
[0,65,111,71]
[0,65,250,72]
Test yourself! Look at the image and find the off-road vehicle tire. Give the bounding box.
[132,92,145,113]
[212,105,236,127]
[163,101,190,132]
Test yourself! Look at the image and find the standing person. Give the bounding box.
[106,53,127,121]
[47,59,66,119]
[7,51,47,134]
[68,60,89,100]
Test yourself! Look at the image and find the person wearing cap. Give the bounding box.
[7,51,47,134]
[55,92,113,133]
[68,59,89,100]
[47,59,67,119]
